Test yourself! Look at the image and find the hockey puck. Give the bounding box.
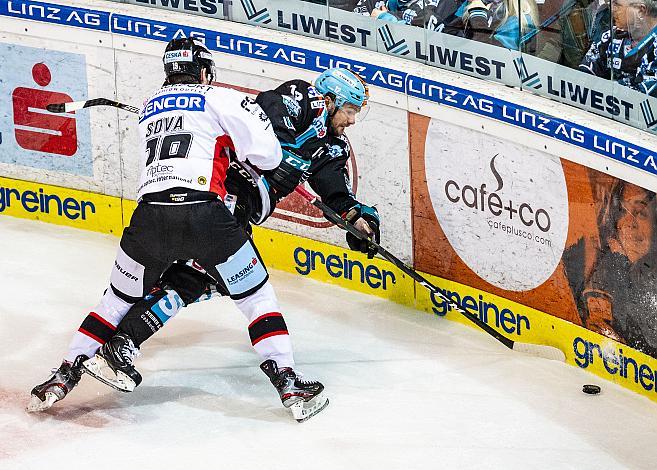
[582,384,601,395]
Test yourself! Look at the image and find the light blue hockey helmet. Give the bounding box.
[314,68,369,109]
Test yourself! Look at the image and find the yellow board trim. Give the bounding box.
[3,176,657,402]
[0,176,123,235]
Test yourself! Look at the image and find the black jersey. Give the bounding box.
[255,80,328,159]
[255,80,360,216]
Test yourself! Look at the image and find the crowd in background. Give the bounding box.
[304,0,657,97]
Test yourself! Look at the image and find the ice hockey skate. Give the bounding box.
[83,331,142,392]
[260,359,329,422]
[27,355,87,412]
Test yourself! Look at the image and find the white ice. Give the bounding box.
[1,215,657,470]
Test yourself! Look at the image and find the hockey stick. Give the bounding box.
[293,186,566,361]
[46,98,140,115]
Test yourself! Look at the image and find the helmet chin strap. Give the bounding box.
[325,96,338,117]
[325,97,338,135]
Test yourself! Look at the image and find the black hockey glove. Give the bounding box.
[265,149,311,201]
[343,204,380,259]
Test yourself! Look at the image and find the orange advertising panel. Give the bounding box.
[410,113,657,359]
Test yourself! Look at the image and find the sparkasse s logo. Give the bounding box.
[424,121,569,291]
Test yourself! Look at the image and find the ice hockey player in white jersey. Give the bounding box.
[27,38,327,421]
[78,67,377,423]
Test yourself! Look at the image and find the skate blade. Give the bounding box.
[290,394,329,423]
[26,392,58,412]
[83,355,136,393]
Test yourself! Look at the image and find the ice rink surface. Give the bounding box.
[2,216,657,470]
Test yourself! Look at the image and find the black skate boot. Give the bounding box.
[260,360,329,422]
[27,355,88,412]
[83,331,142,392]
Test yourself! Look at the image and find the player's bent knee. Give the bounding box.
[215,239,268,300]
[160,261,216,305]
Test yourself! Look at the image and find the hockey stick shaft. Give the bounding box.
[293,186,565,361]
[46,98,140,115]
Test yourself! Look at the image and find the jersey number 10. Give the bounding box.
[145,133,193,166]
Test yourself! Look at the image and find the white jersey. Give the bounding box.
[136,84,282,200]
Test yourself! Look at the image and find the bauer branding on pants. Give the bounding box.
[216,241,268,296]
[110,246,146,298]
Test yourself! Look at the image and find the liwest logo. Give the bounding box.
[377,24,409,56]
[429,287,530,335]
[0,186,95,220]
[640,99,657,133]
[573,337,657,392]
[293,247,396,290]
[241,0,271,23]
[513,57,542,90]
[140,94,205,121]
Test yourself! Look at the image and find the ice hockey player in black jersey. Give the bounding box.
[27,38,334,422]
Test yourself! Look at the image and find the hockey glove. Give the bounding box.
[265,149,311,201]
[343,204,380,259]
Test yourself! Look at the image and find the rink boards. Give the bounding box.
[4,175,657,402]
[3,0,657,402]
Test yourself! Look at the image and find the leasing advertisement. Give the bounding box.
[411,113,657,361]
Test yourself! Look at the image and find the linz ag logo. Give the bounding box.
[227,257,258,285]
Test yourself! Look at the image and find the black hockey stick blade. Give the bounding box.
[293,186,565,362]
[45,103,67,113]
[46,98,140,115]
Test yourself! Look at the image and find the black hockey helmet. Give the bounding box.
[163,37,215,83]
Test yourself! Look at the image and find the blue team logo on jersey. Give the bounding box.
[327,144,344,159]
[140,93,206,122]
[282,95,301,118]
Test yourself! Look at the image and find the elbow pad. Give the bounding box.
[265,149,311,200]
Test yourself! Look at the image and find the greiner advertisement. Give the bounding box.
[411,114,657,359]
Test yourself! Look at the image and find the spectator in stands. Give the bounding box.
[590,0,612,43]
[457,0,540,50]
[558,0,601,67]
[364,0,465,34]
[308,0,361,9]
[526,0,609,69]
[579,0,657,95]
